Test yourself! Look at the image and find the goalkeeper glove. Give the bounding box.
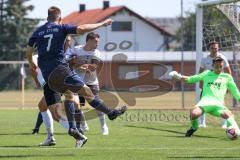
[169,71,182,80]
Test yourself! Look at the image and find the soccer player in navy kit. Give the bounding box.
[26,6,127,148]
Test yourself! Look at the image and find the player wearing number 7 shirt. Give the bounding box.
[26,6,127,148]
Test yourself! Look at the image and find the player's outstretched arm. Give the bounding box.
[76,19,113,34]
[169,71,189,82]
[227,76,240,101]
[169,70,208,84]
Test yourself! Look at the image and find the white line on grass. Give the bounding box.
[0,147,240,150]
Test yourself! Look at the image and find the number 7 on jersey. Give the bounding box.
[44,34,53,52]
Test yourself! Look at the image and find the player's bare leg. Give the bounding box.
[185,106,202,137]
[32,112,43,134]
[38,96,69,129]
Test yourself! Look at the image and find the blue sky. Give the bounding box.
[26,0,199,19]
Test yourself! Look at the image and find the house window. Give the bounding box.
[119,65,139,80]
[112,21,132,31]
[153,65,173,80]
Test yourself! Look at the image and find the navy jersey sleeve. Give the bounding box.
[62,24,77,34]
[28,32,37,48]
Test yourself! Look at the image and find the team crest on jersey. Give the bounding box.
[38,31,45,36]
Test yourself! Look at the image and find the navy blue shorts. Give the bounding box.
[48,63,85,94]
[43,83,62,106]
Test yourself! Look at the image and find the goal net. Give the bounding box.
[196,0,240,107]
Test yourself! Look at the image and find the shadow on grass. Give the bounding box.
[0,154,75,159]
[0,145,38,148]
[124,124,218,139]
[0,132,66,136]
[0,133,33,136]
[168,156,240,159]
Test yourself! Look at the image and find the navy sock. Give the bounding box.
[89,98,112,114]
[34,112,43,129]
[64,100,76,129]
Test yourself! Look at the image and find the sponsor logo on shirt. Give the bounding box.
[207,82,221,89]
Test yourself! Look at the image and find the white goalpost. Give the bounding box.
[0,61,28,109]
[195,0,240,105]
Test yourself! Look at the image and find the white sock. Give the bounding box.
[59,118,69,130]
[199,114,206,125]
[221,118,227,126]
[41,110,54,138]
[98,112,106,127]
[80,120,88,128]
[80,110,88,127]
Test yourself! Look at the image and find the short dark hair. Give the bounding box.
[208,41,219,48]
[47,6,61,22]
[86,32,100,42]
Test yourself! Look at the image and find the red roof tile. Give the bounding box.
[62,6,172,36]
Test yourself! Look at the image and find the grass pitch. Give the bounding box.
[0,90,235,109]
[0,110,240,160]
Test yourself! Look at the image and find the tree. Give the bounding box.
[175,6,239,51]
[0,0,39,90]
[0,0,39,60]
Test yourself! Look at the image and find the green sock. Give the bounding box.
[191,118,199,130]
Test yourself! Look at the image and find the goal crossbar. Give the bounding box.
[197,0,240,7]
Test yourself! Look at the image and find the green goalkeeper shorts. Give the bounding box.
[199,105,229,117]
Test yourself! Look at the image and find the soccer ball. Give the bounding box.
[226,127,238,140]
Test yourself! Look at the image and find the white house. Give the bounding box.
[62,1,172,52]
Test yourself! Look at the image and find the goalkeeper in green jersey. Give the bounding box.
[169,56,240,137]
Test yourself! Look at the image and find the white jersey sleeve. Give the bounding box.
[221,55,230,68]
[32,54,38,66]
[200,57,206,69]
[37,68,46,87]
[32,54,46,87]
[92,49,101,61]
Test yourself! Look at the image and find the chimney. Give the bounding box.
[79,4,86,12]
[103,1,109,10]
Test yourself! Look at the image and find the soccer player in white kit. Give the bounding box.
[31,55,70,146]
[199,41,232,128]
[66,32,109,135]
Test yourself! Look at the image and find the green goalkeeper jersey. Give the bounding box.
[187,70,240,107]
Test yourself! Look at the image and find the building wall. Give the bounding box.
[97,61,196,91]
[73,9,166,52]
